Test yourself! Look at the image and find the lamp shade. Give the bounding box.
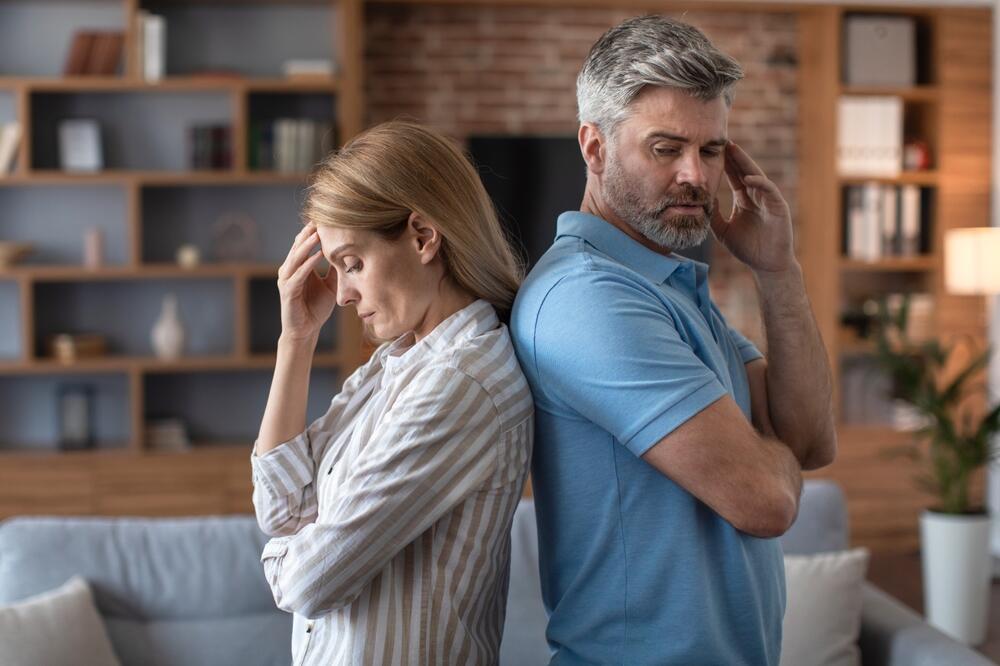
[944,228,1000,295]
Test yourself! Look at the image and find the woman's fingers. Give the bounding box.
[282,252,324,297]
[279,228,320,282]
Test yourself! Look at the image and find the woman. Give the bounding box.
[251,121,534,666]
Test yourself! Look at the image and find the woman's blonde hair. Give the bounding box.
[303,120,524,321]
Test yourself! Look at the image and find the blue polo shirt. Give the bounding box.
[510,211,786,665]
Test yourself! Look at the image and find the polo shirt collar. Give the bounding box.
[555,211,693,284]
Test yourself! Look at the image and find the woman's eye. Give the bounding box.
[345,262,362,274]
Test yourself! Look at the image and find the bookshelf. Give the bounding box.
[799,6,991,551]
[0,0,365,517]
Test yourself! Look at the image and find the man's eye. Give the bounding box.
[702,149,722,157]
[654,147,679,156]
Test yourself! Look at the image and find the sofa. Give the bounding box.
[0,480,993,666]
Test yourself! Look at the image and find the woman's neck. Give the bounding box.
[412,280,476,343]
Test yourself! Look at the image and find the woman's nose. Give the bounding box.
[336,281,358,308]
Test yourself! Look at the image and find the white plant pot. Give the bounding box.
[920,509,992,645]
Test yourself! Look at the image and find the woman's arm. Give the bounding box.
[257,333,318,455]
[259,366,503,619]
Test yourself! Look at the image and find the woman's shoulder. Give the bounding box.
[426,325,534,430]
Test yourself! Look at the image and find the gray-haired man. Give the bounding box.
[511,16,836,664]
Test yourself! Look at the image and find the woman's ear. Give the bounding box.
[407,211,442,265]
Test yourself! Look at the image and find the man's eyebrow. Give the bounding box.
[647,132,728,147]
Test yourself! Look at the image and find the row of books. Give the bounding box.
[188,125,232,170]
[842,183,929,261]
[837,96,904,177]
[0,123,22,175]
[134,11,167,82]
[248,119,336,173]
[63,31,124,76]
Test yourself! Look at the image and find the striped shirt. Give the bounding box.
[251,299,534,666]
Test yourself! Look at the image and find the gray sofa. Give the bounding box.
[0,480,993,666]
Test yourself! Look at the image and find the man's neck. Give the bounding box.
[579,185,675,258]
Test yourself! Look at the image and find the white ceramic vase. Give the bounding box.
[920,509,992,645]
[151,293,185,360]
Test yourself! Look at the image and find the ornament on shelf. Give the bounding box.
[151,293,186,360]
[84,227,104,269]
[210,211,259,263]
[176,244,201,269]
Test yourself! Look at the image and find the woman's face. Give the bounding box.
[314,219,443,341]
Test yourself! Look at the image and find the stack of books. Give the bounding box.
[837,96,904,177]
[188,125,232,170]
[248,119,335,173]
[133,11,166,81]
[842,183,927,261]
[63,31,125,76]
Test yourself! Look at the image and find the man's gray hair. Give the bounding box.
[577,15,744,135]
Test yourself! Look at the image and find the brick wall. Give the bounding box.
[365,6,801,345]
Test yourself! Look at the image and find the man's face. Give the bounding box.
[600,86,729,251]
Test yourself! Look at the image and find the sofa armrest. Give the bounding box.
[860,583,995,666]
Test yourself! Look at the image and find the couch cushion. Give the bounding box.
[0,575,121,666]
[0,515,276,620]
[781,548,869,666]
[104,612,291,666]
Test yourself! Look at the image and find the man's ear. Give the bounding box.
[579,123,607,175]
[407,211,442,265]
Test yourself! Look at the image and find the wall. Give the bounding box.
[365,5,801,346]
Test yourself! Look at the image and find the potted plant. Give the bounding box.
[873,296,1000,645]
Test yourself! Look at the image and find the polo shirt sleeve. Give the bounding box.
[727,324,765,365]
[531,269,728,458]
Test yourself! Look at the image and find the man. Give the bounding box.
[510,16,837,665]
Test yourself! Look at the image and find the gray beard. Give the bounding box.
[602,159,712,251]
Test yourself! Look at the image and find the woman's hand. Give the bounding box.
[277,223,338,343]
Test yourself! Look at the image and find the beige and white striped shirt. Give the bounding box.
[251,299,534,665]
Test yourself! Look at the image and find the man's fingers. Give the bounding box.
[710,198,730,241]
[726,141,765,179]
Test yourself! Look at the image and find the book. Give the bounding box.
[90,32,125,76]
[0,123,22,176]
[143,14,166,81]
[900,185,922,256]
[63,32,97,76]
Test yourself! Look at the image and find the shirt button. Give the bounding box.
[306,622,314,634]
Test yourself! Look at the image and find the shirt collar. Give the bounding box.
[380,299,499,372]
[556,210,706,285]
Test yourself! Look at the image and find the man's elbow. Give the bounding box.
[733,489,799,539]
[801,431,838,471]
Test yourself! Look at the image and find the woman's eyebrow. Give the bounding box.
[326,243,358,260]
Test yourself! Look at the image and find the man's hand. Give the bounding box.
[710,141,795,274]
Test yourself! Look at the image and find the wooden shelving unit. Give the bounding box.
[799,6,991,552]
[0,0,365,516]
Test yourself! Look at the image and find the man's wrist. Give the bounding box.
[752,260,804,292]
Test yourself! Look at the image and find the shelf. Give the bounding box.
[839,85,940,102]
[839,171,938,186]
[0,444,253,459]
[0,263,282,281]
[0,352,342,375]
[0,171,311,186]
[0,76,338,93]
[840,256,936,272]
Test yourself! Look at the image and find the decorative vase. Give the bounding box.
[151,293,185,360]
[920,510,992,645]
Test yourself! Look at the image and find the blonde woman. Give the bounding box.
[251,121,534,665]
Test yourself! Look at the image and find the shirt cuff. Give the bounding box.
[624,379,728,457]
[250,433,314,499]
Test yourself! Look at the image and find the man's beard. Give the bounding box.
[602,156,713,251]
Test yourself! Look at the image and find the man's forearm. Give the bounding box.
[754,262,837,469]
